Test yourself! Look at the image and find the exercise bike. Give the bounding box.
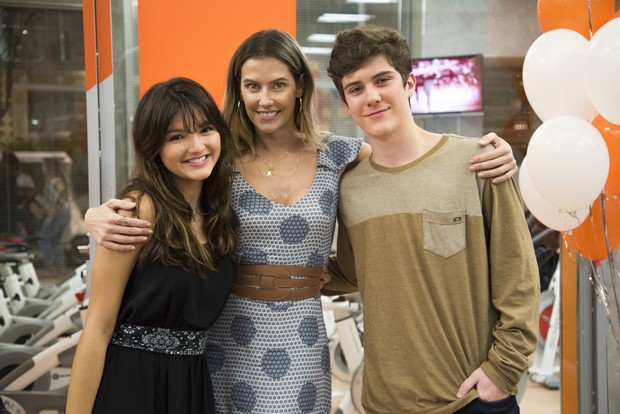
[528,261,561,389]
[0,247,85,322]
[526,221,561,390]
[2,243,86,303]
[323,294,365,414]
[0,330,81,413]
[0,299,86,413]
[0,247,85,346]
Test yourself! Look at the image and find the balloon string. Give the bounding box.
[599,192,620,353]
[607,256,620,355]
[611,260,620,355]
[590,257,620,355]
[579,193,620,354]
[587,0,593,39]
[600,193,612,265]
[565,193,620,352]
[567,205,596,260]
[584,260,617,347]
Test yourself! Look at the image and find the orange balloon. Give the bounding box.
[538,0,615,39]
[592,115,620,195]
[564,194,620,261]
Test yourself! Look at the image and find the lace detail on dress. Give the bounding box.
[110,323,208,355]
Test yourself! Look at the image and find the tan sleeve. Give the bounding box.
[321,212,359,296]
[479,178,540,393]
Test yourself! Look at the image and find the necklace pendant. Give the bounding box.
[267,169,274,176]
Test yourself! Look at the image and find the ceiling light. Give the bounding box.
[307,34,337,43]
[346,0,397,3]
[301,47,333,55]
[317,13,374,23]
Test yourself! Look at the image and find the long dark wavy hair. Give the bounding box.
[120,77,236,274]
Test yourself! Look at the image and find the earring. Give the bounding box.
[298,97,303,114]
[237,100,243,109]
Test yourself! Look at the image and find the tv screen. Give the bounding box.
[410,54,483,115]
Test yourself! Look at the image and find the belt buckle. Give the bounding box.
[259,274,278,290]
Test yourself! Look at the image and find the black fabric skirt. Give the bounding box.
[92,344,214,414]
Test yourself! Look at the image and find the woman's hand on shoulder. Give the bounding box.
[340,142,372,177]
[85,198,153,251]
[469,133,518,184]
[358,142,372,161]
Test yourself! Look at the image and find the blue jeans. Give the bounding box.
[454,395,519,414]
[39,205,71,270]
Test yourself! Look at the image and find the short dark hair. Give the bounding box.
[327,25,413,102]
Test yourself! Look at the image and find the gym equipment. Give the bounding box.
[0,298,86,413]
[0,250,85,321]
[0,289,50,345]
[0,331,81,413]
[529,264,561,389]
[525,224,561,390]
[323,294,365,414]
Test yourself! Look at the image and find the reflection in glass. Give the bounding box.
[0,5,87,276]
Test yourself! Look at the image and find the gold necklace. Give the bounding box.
[256,149,291,176]
[256,154,301,204]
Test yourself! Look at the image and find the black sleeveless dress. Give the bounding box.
[92,256,234,413]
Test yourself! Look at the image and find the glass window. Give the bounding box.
[0,4,87,276]
[296,0,542,158]
[296,0,405,138]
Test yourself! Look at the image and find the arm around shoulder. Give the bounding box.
[470,133,518,184]
[357,142,372,161]
[339,141,371,177]
[85,198,152,251]
[321,214,359,296]
[352,142,372,168]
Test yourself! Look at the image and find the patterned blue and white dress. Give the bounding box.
[205,135,362,413]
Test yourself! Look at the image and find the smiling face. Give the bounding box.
[239,57,303,138]
[341,55,416,141]
[159,111,222,192]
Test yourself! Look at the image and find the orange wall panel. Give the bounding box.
[82,0,95,90]
[561,248,577,414]
[138,0,296,105]
[83,0,113,91]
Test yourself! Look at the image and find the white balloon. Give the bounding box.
[527,116,609,211]
[585,18,620,124]
[519,158,589,231]
[522,29,594,122]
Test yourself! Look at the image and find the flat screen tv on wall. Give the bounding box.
[410,54,483,115]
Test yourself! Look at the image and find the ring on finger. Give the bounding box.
[116,216,130,227]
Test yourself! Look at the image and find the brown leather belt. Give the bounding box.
[232,264,324,301]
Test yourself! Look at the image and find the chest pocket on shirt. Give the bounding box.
[423,209,466,258]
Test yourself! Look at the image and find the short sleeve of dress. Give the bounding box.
[318,135,364,171]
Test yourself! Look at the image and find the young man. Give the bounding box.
[323,25,539,414]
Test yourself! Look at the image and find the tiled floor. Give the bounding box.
[519,378,561,414]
